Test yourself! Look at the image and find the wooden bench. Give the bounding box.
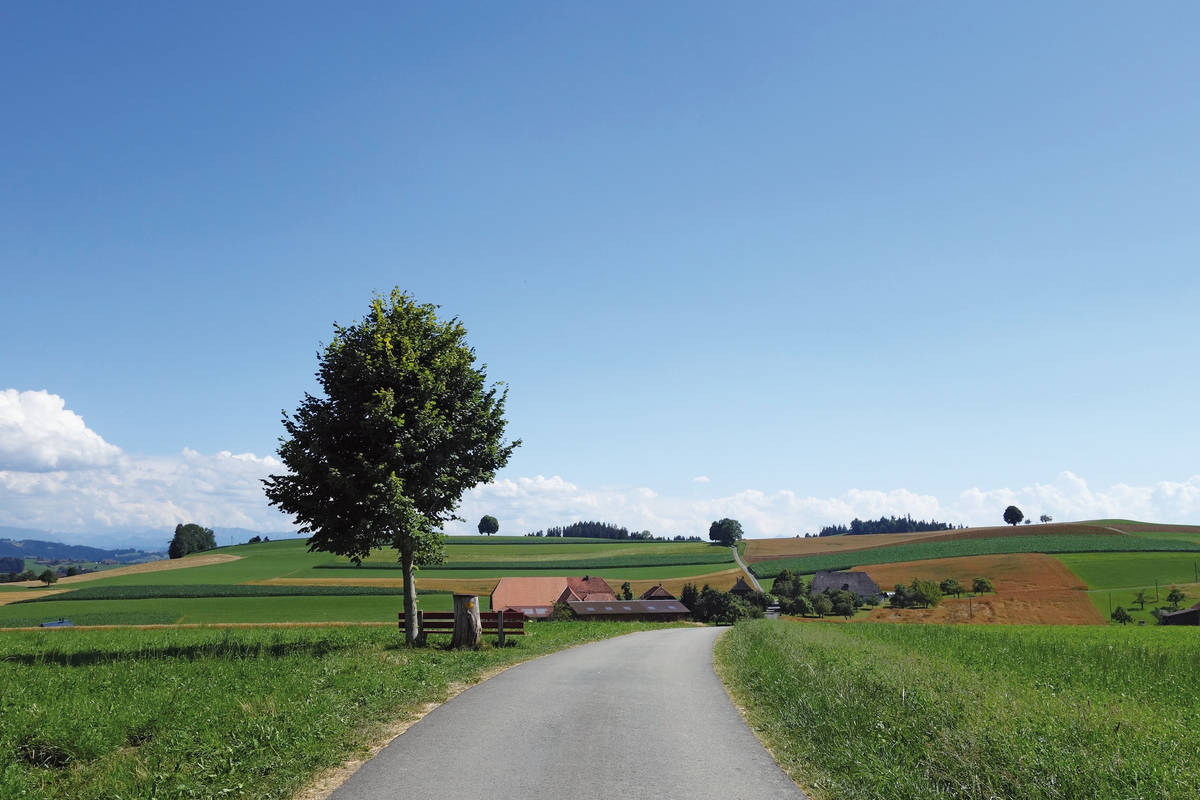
[398,609,526,645]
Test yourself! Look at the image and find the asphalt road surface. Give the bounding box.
[329,626,808,800]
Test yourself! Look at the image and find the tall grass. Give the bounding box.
[716,620,1200,800]
[0,621,680,799]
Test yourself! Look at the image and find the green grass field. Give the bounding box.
[1057,551,1200,590]
[749,534,1200,579]
[0,621,680,799]
[716,619,1200,800]
[0,594,458,627]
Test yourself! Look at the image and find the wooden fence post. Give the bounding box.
[452,594,482,649]
[497,609,506,647]
[416,608,426,646]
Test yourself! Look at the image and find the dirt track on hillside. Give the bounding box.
[860,553,1104,625]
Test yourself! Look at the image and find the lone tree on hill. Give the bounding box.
[477,515,499,536]
[1134,590,1148,610]
[972,577,993,594]
[1040,514,1052,523]
[708,518,744,547]
[168,523,217,559]
[39,568,57,586]
[1003,505,1024,526]
[1111,606,1132,625]
[1166,588,1186,611]
[263,290,520,645]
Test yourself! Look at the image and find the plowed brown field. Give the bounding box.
[859,553,1104,625]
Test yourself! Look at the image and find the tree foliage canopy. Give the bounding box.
[263,290,519,643]
[477,515,499,536]
[1003,505,1024,526]
[168,524,217,559]
[708,518,744,547]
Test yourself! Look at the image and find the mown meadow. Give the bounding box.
[0,621,680,799]
[716,619,1200,800]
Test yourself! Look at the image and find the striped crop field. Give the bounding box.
[716,619,1200,800]
[748,534,1200,579]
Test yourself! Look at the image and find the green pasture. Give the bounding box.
[749,534,1200,578]
[717,619,1200,800]
[360,563,736,581]
[0,594,454,628]
[358,539,726,565]
[1058,551,1200,590]
[0,621,681,799]
[9,584,444,603]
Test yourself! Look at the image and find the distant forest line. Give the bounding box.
[524,520,702,542]
[814,515,963,537]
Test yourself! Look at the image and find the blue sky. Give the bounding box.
[2,3,1198,544]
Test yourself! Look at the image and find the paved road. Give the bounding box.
[731,546,763,592]
[330,626,807,800]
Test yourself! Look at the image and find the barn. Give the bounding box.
[1161,601,1200,625]
[810,570,882,599]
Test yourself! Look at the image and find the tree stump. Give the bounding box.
[451,594,482,649]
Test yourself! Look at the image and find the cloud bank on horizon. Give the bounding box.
[2,390,1199,537]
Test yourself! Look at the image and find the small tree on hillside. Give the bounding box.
[477,515,499,536]
[1003,505,1024,526]
[1040,514,1052,523]
[708,518,744,547]
[812,594,832,617]
[39,569,57,586]
[911,579,943,609]
[972,577,994,595]
[940,578,963,598]
[1111,606,1132,625]
[1134,590,1148,610]
[1167,588,1186,611]
[620,581,633,600]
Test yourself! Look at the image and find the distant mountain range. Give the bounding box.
[0,536,162,564]
[0,525,302,557]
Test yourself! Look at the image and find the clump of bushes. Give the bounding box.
[679,583,762,624]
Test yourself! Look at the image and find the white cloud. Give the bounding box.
[0,389,121,471]
[451,471,1200,538]
[692,475,710,483]
[2,391,1198,539]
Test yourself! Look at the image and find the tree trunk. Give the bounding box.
[451,594,482,649]
[401,546,421,645]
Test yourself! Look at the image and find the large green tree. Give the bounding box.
[263,290,519,645]
[1003,505,1024,526]
[168,523,217,559]
[708,518,744,547]
[477,515,499,536]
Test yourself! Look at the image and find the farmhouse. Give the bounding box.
[567,599,690,621]
[490,575,689,621]
[810,570,882,599]
[1160,601,1200,625]
[639,583,676,600]
[729,576,755,597]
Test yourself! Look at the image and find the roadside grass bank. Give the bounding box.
[0,621,682,799]
[715,619,1200,800]
[749,534,1200,579]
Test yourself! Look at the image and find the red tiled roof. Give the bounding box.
[639,584,675,600]
[567,576,615,598]
[491,577,569,611]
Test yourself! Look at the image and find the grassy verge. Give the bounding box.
[715,619,1200,800]
[326,551,734,571]
[749,534,1200,578]
[0,620,681,799]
